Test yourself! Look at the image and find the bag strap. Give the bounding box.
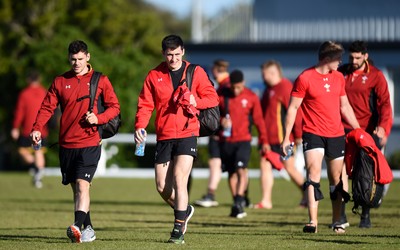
[185,64,197,91]
[89,71,102,112]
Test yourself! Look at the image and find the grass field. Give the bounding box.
[0,172,399,249]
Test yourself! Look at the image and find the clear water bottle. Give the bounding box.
[222,114,232,137]
[135,130,146,156]
[32,139,42,151]
[281,142,294,161]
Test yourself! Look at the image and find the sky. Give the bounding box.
[144,0,252,18]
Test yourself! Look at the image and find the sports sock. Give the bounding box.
[83,211,92,228]
[74,210,87,229]
[174,210,186,225]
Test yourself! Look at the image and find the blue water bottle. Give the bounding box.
[222,114,232,137]
[135,130,146,156]
[281,142,294,161]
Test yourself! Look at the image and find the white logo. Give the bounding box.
[237,161,244,167]
[66,85,71,89]
[323,78,328,81]
[241,99,248,108]
[85,173,91,178]
[191,148,196,152]
[362,76,368,84]
[158,78,163,82]
[324,83,330,92]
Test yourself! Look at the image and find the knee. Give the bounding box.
[303,180,324,201]
[156,181,165,194]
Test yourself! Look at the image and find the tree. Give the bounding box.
[0,0,190,169]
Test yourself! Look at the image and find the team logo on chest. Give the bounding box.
[65,85,71,89]
[322,77,330,92]
[324,83,331,92]
[361,75,368,84]
[241,99,248,108]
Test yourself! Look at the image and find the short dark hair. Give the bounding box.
[162,35,184,51]
[318,41,344,61]
[26,70,41,83]
[230,70,244,84]
[68,40,88,55]
[349,40,368,54]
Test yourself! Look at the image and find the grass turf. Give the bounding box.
[0,171,399,249]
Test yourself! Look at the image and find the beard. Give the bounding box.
[352,60,366,70]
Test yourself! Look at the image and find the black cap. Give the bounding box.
[230,70,243,84]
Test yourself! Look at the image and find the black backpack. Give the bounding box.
[351,148,384,213]
[185,64,220,137]
[89,71,121,139]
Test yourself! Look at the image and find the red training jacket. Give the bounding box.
[135,61,219,141]
[340,63,393,136]
[260,78,302,145]
[219,88,268,144]
[345,128,393,184]
[33,66,120,148]
[13,84,48,137]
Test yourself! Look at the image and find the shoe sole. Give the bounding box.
[67,226,82,243]
[82,235,96,243]
[183,205,194,234]
[168,239,185,244]
[328,222,350,229]
[236,212,247,219]
[194,200,219,208]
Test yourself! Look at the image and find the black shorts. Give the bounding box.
[208,136,220,158]
[302,132,345,159]
[18,136,47,148]
[59,146,101,185]
[155,137,197,164]
[220,141,251,173]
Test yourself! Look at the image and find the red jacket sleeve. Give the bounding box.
[252,97,268,145]
[135,73,155,130]
[32,82,59,133]
[12,92,25,129]
[96,75,120,125]
[192,66,219,109]
[374,71,393,136]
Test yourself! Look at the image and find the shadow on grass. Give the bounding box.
[8,198,165,207]
[0,234,66,243]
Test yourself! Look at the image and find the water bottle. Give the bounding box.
[222,114,232,137]
[32,139,42,151]
[281,142,294,161]
[135,130,146,156]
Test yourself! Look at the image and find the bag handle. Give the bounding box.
[89,71,102,112]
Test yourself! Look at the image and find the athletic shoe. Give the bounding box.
[81,225,96,242]
[34,180,43,189]
[66,225,82,243]
[230,204,247,219]
[194,194,218,207]
[182,205,194,234]
[359,215,371,228]
[328,212,349,229]
[168,224,185,244]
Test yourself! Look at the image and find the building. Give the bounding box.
[186,0,400,155]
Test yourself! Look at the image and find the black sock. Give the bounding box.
[74,210,87,229]
[83,211,92,228]
[174,210,186,225]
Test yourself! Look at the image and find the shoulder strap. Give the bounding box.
[185,64,197,90]
[89,71,102,112]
